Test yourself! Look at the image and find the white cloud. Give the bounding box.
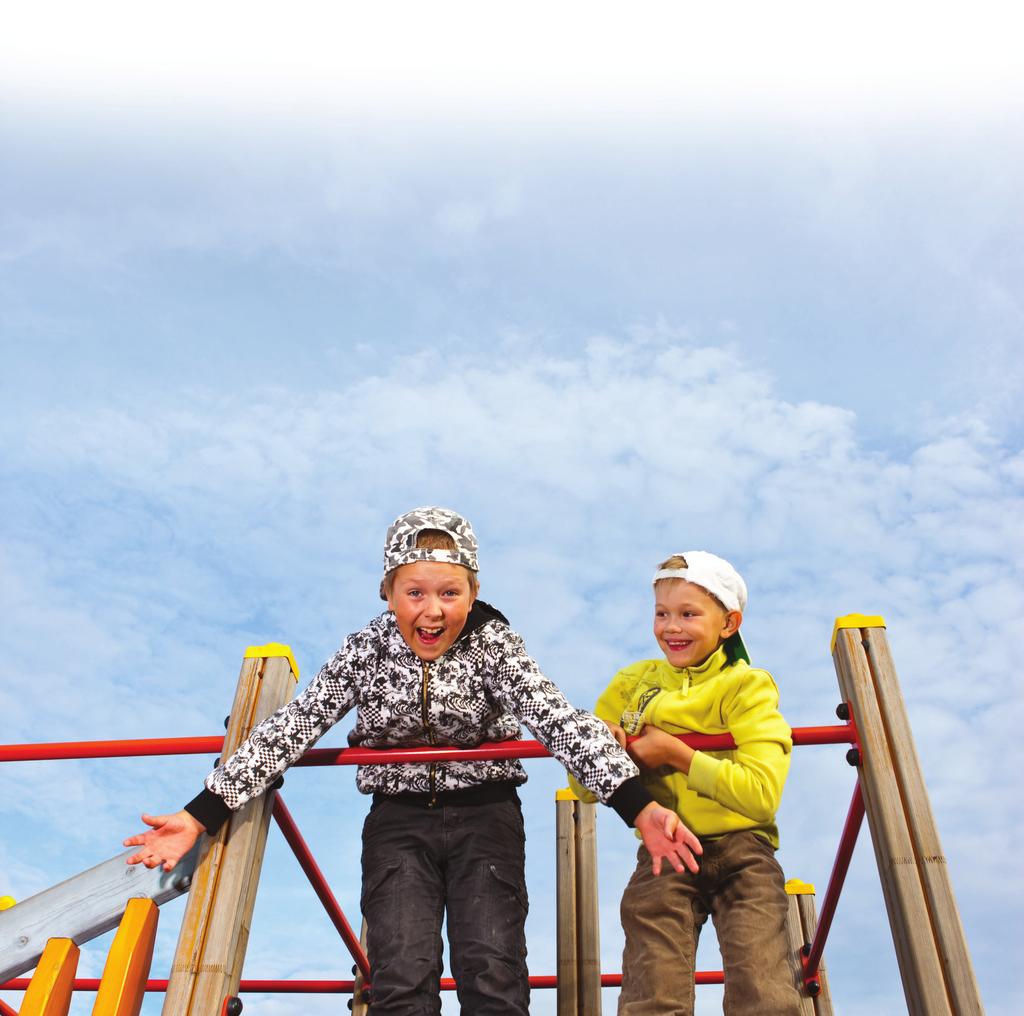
[2,334,1021,1013]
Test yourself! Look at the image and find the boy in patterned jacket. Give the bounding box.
[576,551,801,1015]
[125,507,701,1016]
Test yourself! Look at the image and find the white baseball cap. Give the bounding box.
[653,551,750,662]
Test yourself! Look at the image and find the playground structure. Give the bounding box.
[0,616,984,1015]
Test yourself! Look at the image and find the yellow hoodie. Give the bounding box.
[573,645,792,847]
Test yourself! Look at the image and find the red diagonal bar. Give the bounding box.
[802,781,865,980]
[270,795,371,981]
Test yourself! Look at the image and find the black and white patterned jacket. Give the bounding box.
[187,601,651,832]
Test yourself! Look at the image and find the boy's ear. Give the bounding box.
[723,610,742,637]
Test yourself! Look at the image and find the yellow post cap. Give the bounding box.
[0,895,15,910]
[244,642,300,681]
[785,878,816,895]
[831,614,886,653]
[555,787,580,801]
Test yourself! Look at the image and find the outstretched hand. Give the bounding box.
[633,801,702,876]
[124,811,205,872]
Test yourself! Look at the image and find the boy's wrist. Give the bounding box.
[686,750,720,797]
[184,787,231,835]
[671,738,696,774]
[607,776,654,826]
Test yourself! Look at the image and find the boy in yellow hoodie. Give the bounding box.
[580,551,801,1015]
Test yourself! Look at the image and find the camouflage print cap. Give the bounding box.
[382,506,480,581]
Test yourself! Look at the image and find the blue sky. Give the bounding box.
[2,3,1023,1014]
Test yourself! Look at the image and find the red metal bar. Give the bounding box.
[0,978,361,993]
[295,739,553,767]
[0,736,224,763]
[0,978,361,994]
[2,979,132,991]
[1,972,726,994]
[238,979,353,992]
[791,725,856,747]
[596,972,723,986]
[0,998,17,1016]
[296,726,853,766]
[0,725,853,766]
[270,795,371,981]
[802,781,865,979]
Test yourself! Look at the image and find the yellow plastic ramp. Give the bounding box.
[91,898,159,1016]
[19,938,79,1016]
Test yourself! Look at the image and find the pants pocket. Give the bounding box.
[486,861,529,916]
[360,857,403,913]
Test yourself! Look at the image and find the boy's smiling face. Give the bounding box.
[387,561,477,661]
[653,579,742,669]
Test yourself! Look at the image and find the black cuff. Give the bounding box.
[607,776,654,826]
[184,787,232,835]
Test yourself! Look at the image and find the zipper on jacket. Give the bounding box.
[421,661,438,805]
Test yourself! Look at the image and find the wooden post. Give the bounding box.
[554,789,602,1016]
[555,789,579,1016]
[573,800,601,1016]
[831,616,983,1016]
[784,884,816,1016]
[860,628,983,1014]
[351,918,370,1016]
[784,879,834,1016]
[162,644,299,1016]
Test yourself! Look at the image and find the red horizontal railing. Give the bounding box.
[0,724,854,765]
[0,736,224,763]
[0,721,854,1004]
[0,972,725,993]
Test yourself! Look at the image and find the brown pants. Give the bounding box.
[618,831,803,1016]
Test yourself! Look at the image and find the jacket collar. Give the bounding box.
[666,644,735,685]
[458,599,509,641]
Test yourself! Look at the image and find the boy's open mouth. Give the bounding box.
[666,640,691,650]
[417,626,445,645]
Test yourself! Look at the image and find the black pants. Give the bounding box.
[360,789,529,1015]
